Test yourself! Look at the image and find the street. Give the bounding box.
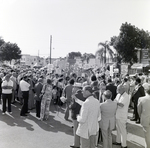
[0,101,145,148]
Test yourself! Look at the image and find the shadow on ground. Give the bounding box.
[0,102,73,136]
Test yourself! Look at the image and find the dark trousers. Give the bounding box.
[134,101,140,121]
[20,91,29,116]
[57,88,63,106]
[0,92,2,103]
[2,93,12,113]
[36,100,41,118]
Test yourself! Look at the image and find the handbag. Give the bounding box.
[60,96,67,103]
[39,85,47,100]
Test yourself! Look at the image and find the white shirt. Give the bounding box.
[20,80,30,91]
[2,80,13,94]
[115,92,130,120]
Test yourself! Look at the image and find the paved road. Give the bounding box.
[0,101,145,148]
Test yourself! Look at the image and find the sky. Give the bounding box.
[0,0,150,58]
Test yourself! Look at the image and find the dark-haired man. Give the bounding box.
[131,77,145,124]
[106,78,117,101]
[34,78,43,118]
[63,78,75,120]
[70,83,85,148]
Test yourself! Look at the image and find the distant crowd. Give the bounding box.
[0,67,150,148]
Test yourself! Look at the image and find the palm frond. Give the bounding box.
[95,48,104,57]
[98,42,105,47]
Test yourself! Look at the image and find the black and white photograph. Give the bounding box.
[0,0,150,148]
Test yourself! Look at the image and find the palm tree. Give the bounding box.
[95,41,115,66]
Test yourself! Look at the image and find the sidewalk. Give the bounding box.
[0,102,145,148]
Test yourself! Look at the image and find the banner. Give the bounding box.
[121,64,128,74]
[47,64,53,73]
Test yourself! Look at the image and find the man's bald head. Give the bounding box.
[117,84,126,94]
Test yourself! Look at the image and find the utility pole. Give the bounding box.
[38,50,39,65]
[50,35,52,64]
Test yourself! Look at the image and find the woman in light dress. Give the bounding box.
[40,79,52,121]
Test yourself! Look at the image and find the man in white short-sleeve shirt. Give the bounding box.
[1,74,13,114]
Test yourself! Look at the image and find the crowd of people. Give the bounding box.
[0,67,150,148]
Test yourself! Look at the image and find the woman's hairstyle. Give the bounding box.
[91,75,97,81]
[69,78,75,85]
[47,79,52,84]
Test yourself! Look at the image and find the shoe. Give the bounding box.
[26,111,30,114]
[2,112,6,115]
[130,118,136,121]
[19,102,23,105]
[129,105,133,109]
[136,121,140,124]
[11,101,16,104]
[8,112,12,114]
[113,142,121,145]
[20,114,28,117]
[70,145,80,148]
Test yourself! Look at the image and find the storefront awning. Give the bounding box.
[131,63,149,69]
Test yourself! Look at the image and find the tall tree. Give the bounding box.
[111,22,150,65]
[136,29,150,49]
[95,41,115,66]
[68,52,82,59]
[0,42,22,63]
